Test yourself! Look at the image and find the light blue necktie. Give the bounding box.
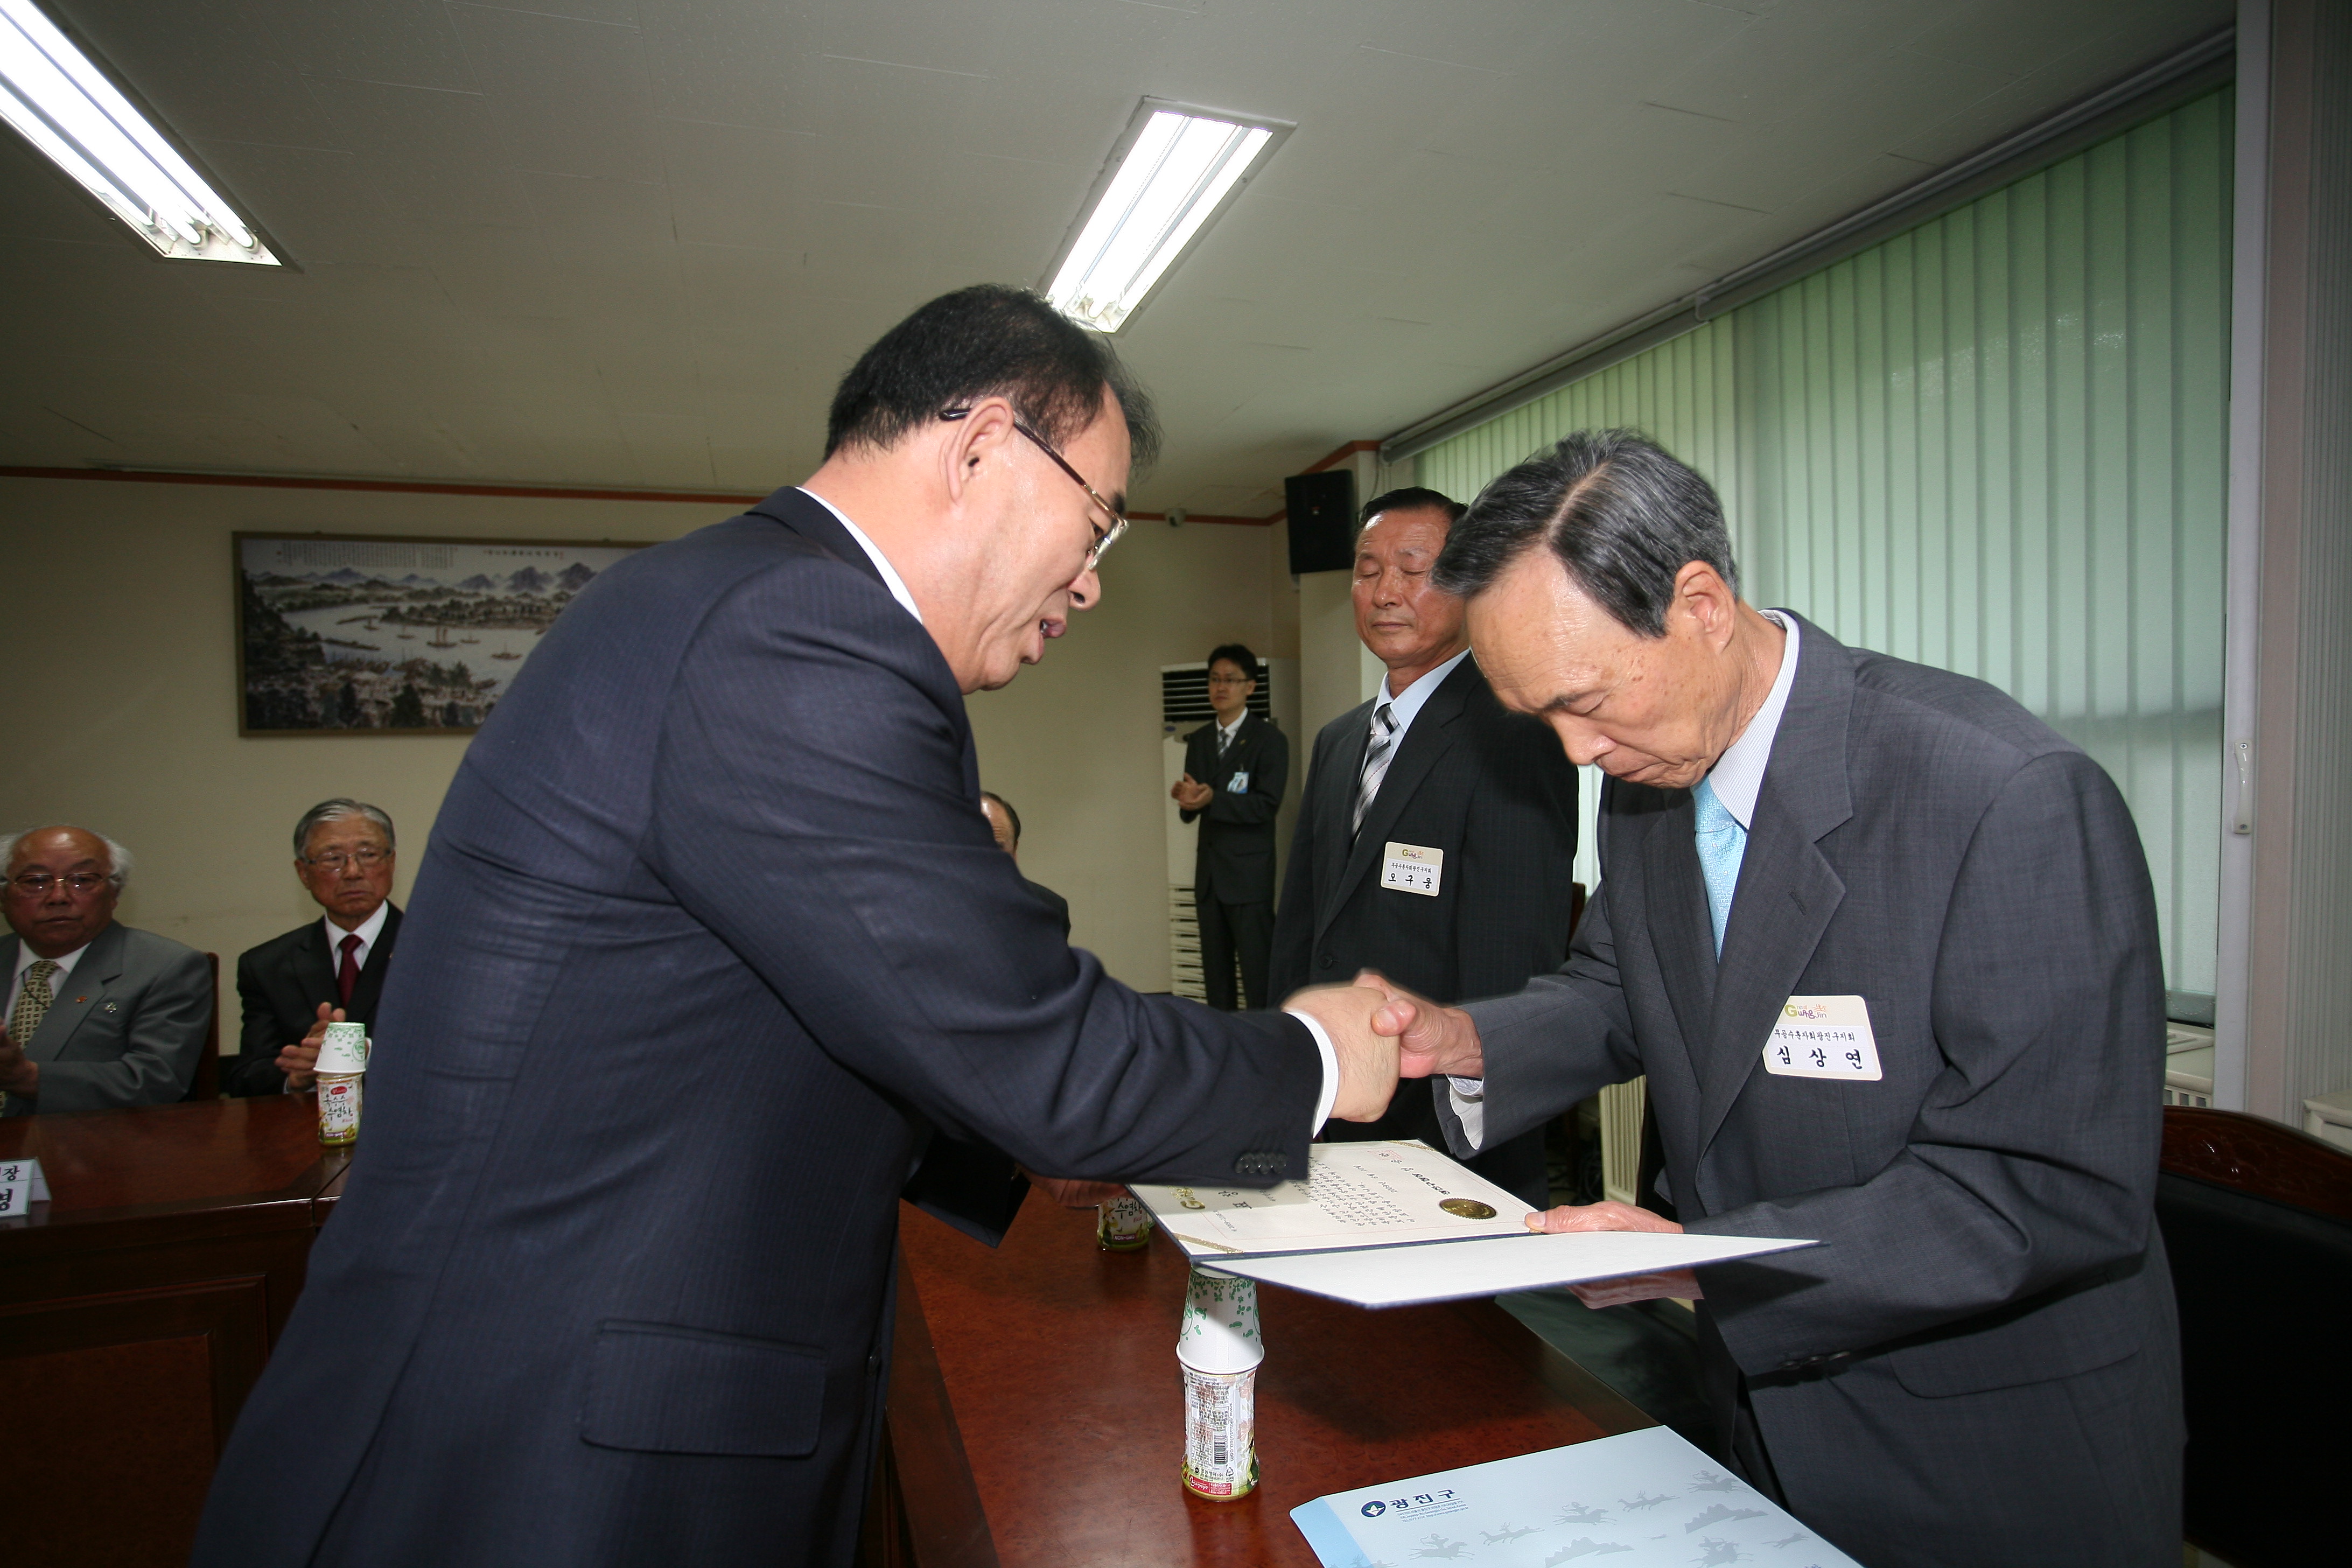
[1692,776,1746,957]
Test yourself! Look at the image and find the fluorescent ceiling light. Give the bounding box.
[1046,101,1287,333]
[0,0,275,263]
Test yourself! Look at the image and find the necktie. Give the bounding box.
[1352,702,1399,836]
[1217,723,1235,757]
[1692,777,1746,957]
[337,933,363,1007]
[7,960,58,1107]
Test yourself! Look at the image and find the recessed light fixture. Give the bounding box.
[1044,99,1289,333]
[0,0,276,263]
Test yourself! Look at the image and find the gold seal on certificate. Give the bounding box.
[1439,1198,1497,1220]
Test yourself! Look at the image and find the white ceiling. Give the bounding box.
[0,0,2229,515]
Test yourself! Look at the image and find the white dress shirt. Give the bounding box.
[1215,711,1246,751]
[796,487,923,625]
[324,899,393,977]
[1447,611,1801,1151]
[1376,646,1471,745]
[8,939,92,1027]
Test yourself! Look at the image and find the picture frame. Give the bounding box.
[234,531,655,736]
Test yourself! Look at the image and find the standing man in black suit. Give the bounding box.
[1270,489,1580,1208]
[226,800,404,1096]
[194,285,1398,1568]
[1173,643,1287,1009]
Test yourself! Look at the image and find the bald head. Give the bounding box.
[4,825,128,958]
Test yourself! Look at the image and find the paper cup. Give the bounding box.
[1177,1265,1263,1374]
[316,1022,369,1074]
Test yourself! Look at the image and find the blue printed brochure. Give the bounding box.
[1290,1426,1863,1568]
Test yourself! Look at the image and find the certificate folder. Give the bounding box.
[1130,1143,1814,1310]
[1291,1426,1865,1567]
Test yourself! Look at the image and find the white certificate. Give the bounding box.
[1131,1142,1534,1259]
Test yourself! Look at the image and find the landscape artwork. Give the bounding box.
[235,532,650,734]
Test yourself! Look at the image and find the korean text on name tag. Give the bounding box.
[0,1156,48,1217]
[1763,995,1883,1081]
[1380,842,1443,897]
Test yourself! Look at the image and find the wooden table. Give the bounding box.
[879,1200,1655,1567]
[0,1094,348,1568]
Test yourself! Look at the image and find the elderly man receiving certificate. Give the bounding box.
[1325,431,2180,1568]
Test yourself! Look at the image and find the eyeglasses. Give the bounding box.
[940,408,1130,571]
[304,848,389,871]
[1206,675,1254,687]
[9,871,113,895]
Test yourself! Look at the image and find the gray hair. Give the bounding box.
[293,799,397,858]
[1432,429,1739,636]
[2,826,135,887]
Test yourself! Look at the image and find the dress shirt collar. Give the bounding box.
[1702,610,1799,831]
[1376,646,1472,742]
[1217,711,1248,747]
[794,488,923,626]
[322,899,391,961]
[12,938,89,991]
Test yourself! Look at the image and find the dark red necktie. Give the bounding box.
[337,933,362,1007]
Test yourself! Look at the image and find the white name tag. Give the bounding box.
[1380,842,1444,897]
[0,1155,49,1217]
[1763,996,1882,1081]
[1228,771,1250,795]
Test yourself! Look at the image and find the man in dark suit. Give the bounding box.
[1269,488,1579,1209]
[1359,432,2179,1567]
[0,825,211,1115]
[1172,643,1287,1009]
[980,789,1070,937]
[226,799,404,1096]
[193,285,1398,1568]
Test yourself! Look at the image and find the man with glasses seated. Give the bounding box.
[0,824,210,1116]
[225,799,404,1097]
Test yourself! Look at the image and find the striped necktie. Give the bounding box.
[1351,702,1399,836]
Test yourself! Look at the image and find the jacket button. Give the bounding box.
[1317,953,1334,969]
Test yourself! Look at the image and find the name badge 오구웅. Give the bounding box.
[1380,842,1443,897]
[1763,996,1882,1081]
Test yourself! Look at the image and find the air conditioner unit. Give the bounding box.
[1161,657,1298,1002]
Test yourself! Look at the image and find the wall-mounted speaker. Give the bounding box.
[1285,468,1357,575]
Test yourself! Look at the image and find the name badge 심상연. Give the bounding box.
[1763,995,1882,1081]
[1380,842,1443,897]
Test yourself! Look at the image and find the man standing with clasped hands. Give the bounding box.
[1337,431,2179,1567]
[194,287,1399,1568]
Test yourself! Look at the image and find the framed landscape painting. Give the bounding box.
[234,532,653,736]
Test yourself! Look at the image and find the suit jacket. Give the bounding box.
[1270,656,1579,1207]
[1179,710,1287,906]
[224,906,404,1097]
[0,922,210,1115]
[1438,615,2179,1565]
[1019,876,1072,939]
[194,487,1324,1568]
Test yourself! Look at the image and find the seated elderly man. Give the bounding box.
[226,800,403,1097]
[0,825,211,1115]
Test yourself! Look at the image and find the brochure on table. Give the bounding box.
[1291,1425,1865,1568]
[1128,1143,1816,1309]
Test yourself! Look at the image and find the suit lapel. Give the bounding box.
[1328,663,1474,920]
[1643,792,1718,1066]
[296,921,338,1006]
[1691,615,1857,1159]
[1312,703,1374,921]
[25,922,127,1061]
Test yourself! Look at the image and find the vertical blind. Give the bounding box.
[1418,89,2233,995]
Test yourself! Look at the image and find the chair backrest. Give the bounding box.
[2159,1108,2352,1567]
[180,951,221,1102]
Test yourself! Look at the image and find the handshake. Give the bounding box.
[1284,971,1487,1124]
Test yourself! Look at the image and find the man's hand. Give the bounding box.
[0,1025,37,1098]
[1282,983,1399,1123]
[1353,969,1485,1080]
[1524,1200,1703,1307]
[1170,773,1212,811]
[278,1002,340,1091]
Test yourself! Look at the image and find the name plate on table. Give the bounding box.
[0,1156,51,1217]
[1292,1425,1865,1567]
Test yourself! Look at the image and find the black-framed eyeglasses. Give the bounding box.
[9,871,114,896]
[940,407,1130,571]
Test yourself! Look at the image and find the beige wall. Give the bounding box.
[0,475,1282,1058]
[967,515,1284,992]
